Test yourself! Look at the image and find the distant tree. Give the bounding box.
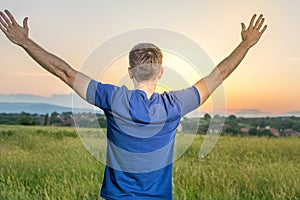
[44,114,49,126]
[20,117,31,125]
[204,113,211,121]
[248,128,258,136]
[292,123,300,132]
[224,125,241,136]
[228,115,237,120]
[50,112,62,125]
[197,122,209,134]
[225,115,241,136]
[261,129,272,137]
[62,112,72,119]
[19,112,35,125]
[97,114,107,128]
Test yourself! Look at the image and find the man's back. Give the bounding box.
[86,80,200,199]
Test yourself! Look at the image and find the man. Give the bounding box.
[0,10,266,200]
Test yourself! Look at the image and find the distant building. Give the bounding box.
[209,124,226,133]
[240,127,250,133]
[283,129,300,137]
[269,127,280,137]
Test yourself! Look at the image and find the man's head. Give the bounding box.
[128,43,163,83]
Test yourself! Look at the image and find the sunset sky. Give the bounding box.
[0,1,299,115]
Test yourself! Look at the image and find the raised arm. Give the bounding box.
[194,14,267,105]
[0,10,91,100]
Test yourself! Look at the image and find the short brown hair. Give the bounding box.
[129,43,163,82]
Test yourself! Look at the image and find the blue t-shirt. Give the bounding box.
[86,80,200,200]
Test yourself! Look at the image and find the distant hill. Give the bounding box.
[0,93,102,114]
[233,109,270,117]
[282,111,300,117]
[0,93,91,109]
[0,102,100,114]
[0,93,299,117]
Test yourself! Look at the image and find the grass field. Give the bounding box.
[0,125,299,200]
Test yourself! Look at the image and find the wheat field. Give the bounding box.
[0,125,299,200]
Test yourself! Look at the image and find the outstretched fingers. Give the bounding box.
[0,10,20,33]
[249,14,257,27]
[255,15,267,35]
[256,17,265,30]
[0,11,12,27]
[254,14,263,28]
[241,14,267,47]
[4,10,17,25]
[0,12,9,33]
[0,16,8,30]
[0,24,6,35]
[250,14,267,35]
[259,24,267,35]
[0,10,30,45]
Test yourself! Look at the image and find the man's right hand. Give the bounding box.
[241,14,267,48]
[0,10,29,46]
[194,14,267,106]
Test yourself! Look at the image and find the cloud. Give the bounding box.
[234,109,270,117]
[287,57,300,62]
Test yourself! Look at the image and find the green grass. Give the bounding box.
[173,136,300,200]
[0,125,299,200]
[0,125,104,200]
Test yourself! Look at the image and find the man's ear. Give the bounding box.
[157,67,164,80]
[128,68,134,79]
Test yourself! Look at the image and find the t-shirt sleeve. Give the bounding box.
[171,86,201,116]
[86,79,116,110]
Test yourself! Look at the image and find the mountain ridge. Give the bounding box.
[0,102,99,114]
[0,93,299,117]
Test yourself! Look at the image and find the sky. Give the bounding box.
[0,0,299,115]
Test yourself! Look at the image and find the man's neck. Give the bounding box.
[135,81,157,99]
